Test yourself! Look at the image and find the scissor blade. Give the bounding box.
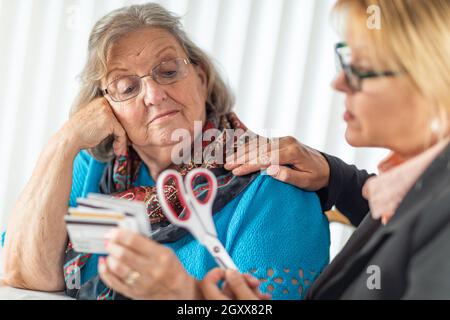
[190,205,218,239]
[203,234,238,270]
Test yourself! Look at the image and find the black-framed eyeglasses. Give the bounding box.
[102,58,192,102]
[335,42,402,92]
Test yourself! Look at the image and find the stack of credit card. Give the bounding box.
[65,193,151,254]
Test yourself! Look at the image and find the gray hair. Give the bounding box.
[71,2,235,162]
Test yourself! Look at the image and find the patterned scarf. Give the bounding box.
[99,111,258,242]
[363,137,450,225]
[64,111,260,300]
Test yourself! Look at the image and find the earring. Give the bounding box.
[431,118,441,135]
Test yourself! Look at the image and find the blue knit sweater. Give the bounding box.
[3,150,330,300]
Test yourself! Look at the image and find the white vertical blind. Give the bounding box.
[0,0,389,260]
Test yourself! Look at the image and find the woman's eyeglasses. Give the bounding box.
[335,42,401,92]
[102,58,192,102]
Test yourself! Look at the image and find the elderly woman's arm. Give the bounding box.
[2,98,127,291]
[2,131,80,291]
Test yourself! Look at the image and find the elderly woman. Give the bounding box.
[201,0,450,299]
[1,3,330,300]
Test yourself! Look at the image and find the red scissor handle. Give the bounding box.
[157,170,192,222]
[185,168,218,207]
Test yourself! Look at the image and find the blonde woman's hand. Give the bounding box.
[61,97,128,156]
[99,228,202,300]
[225,136,330,191]
[200,268,271,300]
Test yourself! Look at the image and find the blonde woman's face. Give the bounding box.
[103,27,208,149]
[332,31,432,157]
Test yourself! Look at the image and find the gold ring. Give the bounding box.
[125,270,141,286]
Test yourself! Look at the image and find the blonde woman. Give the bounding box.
[202,0,450,299]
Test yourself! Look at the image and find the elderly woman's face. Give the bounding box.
[103,27,207,149]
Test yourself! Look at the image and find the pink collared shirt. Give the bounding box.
[362,138,450,225]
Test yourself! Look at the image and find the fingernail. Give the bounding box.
[247,274,259,285]
[225,155,235,162]
[104,228,118,240]
[264,294,272,299]
[267,165,279,176]
[98,257,106,271]
[226,269,238,279]
[225,161,236,168]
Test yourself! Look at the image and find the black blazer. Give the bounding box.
[309,144,450,299]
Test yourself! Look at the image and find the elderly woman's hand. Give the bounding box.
[62,97,128,156]
[225,136,330,191]
[99,228,201,300]
[200,268,271,300]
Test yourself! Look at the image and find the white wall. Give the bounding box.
[0,0,388,260]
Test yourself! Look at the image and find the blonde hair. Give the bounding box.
[71,3,234,162]
[334,0,450,142]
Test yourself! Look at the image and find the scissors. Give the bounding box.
[156,168,238,270]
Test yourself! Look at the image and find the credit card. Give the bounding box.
[65,193,151,254]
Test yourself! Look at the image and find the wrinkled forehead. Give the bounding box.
[105,27,185,73]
